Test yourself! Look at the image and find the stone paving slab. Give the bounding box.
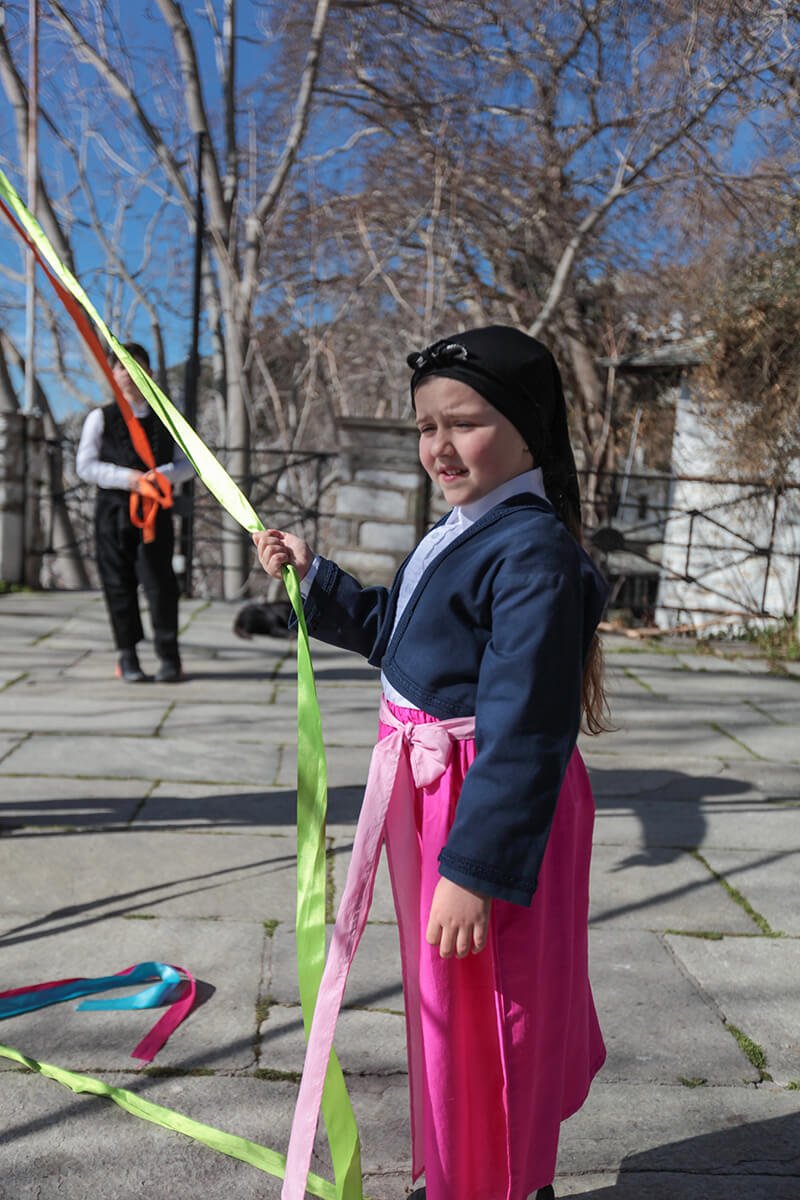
[588,843,758,932]
[157,701,382,749]
[709,760,800,800]
[331,841,397,924]
[0,732,26,764]
[675,652,778,675]
[584,755,736,798]
[666,934,800,1086]
[698,847,800,935]
[588,929,759,1084]
[588,756,800,805]
[0,916,266,1073]
[0,830,299,924]
[721,722,800,764]
[270,923,404,1013]
[0,776,144,829]
[262,1003,407,1076]
[556,1173,800,1198]
[140,782,365,829]
[2,592,799,1199]
[275,742,375,789]
[593,718,761,760]
[594,799,800,852]
[0,733,281,786]
[0,1071,415,1200]
[560,1080,800,1179]
[158,701,290,740]
[0,688,169,735]
[622,664,800,704]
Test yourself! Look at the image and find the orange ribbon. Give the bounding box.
[0,195,173,540]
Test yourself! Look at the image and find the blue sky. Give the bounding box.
[0,3,795,419]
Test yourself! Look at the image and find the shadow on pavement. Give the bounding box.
[565,1108,800,1197]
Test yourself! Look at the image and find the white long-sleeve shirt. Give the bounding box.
[302,467,548,708]
[76,401,195,491]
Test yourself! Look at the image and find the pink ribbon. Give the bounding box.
[281,699,475,1200]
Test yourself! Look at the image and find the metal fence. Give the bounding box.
[587,468,800,627]
[33,431,336,599]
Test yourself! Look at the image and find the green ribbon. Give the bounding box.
[0,1043,337,1199]
[0,166,362,1200]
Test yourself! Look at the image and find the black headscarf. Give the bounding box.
[407,324,581,526]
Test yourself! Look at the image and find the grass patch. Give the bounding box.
[178,599,211,635]
[690,850,778,936]
[255,994,274,1025]
[708,721,762,759]
[253,1067,302,1083]
[154,700,176,737]
[787,1080,800,1091]
[0,582,36,596]
[725,1022,771,1080]
[678,1076,707,1088]
[263,919,279,938]
[664,929,724,940]
[622,667,658,695]
[0,671,26,693]
[695,617,799,667]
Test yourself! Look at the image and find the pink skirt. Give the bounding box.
[382,701,605,1200]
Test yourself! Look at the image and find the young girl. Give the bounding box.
[254,325,608,1200]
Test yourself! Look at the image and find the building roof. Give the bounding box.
[596,334,712,374]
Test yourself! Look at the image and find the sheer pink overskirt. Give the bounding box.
[382,702,605,1200]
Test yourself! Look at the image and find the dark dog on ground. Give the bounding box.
[233,600,294,640]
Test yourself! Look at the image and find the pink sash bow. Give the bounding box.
[281,698,476,1199]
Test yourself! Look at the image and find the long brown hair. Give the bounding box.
[562,504,613,736]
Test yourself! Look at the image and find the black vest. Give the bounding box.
[97,403,176,506]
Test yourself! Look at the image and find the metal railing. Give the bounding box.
[31,431,336,598]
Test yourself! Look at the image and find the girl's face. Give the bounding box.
[415,376,534,505]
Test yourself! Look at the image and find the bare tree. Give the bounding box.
[288,0,798,517]
[1,0,333,596]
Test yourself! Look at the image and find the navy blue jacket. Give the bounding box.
[304,494,608,905]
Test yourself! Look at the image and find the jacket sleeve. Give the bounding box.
[303,556,394,661]
[437,539,585,905]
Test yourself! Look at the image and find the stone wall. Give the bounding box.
[326,416,433,586]
[0,411,25,584]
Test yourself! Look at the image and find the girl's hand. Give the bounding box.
[252,529,314,580]
[426,877,492,959]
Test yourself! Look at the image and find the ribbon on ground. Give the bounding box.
[0,1043,338,1200]
[0,962,194,1063]
[0,166,362,1200]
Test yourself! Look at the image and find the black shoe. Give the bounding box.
[536,1187,555,1200]
[155,658,183,683]
[115,649,148,683]
[408,1191,425,1199]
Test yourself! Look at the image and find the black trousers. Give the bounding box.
[95,496,180,660]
